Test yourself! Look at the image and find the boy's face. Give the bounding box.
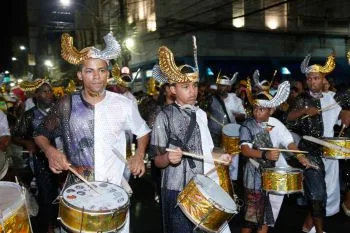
[253,105,272,122]
[170,82,198,105]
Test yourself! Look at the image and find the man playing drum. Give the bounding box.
[287,54,350,233]
[239,80,310,233]
[34,32,150,233]
[150,38,232,233]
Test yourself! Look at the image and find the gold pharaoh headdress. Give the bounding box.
[19,78,49,92]
[111,64,139,88]
[216,72,238,86]
[246,77,290,108]
[61,32,121,65]
[300,54,336,75]
[158,36,199,84]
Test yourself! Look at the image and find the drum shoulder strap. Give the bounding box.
[213,95,231,123]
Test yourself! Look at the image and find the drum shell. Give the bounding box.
[0,181,32,233]
[215,164,234,198]
[58,197,128,233]
[177,175,236,233]
[262,168,303,195]
[221,134,240,155]
[322,137,350,159]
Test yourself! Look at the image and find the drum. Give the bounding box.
[0,181,32,233]
[322,137,350,159]
[221,123,241,155]
[177,174,237,233]
[58,181,129,233]
[262,167,303,195]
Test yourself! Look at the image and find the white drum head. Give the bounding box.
[0,181,24,220]
[264,167,302,174]
[194,175,236,213]
[62,181,129,212]
[222,123,241,137]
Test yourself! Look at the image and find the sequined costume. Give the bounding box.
[239,117,295,228]
[288,91,342,217]
[150,104,205,233]
[14,102,60,231]
[34,91,150,185]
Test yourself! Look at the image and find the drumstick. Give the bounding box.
[301,103,339,119]
[165,148,229,165]
[259,148,309,154]
[338,124,346,137]
[68,166,101,194]
[303,135,350,154]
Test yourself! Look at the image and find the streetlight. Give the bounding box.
[12,57,17,61]
[60,0,71,7]
[19,45,26,51]
[125,38,135,50]
[44,60,53,68]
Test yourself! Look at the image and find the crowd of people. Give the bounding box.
[0,32,349,233]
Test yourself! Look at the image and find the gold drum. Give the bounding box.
[58,181,129,233]
[262,167,303,194]
[177,174,237,233]
[221,123,241,155]
[322,137,350,159]
[0,181,32,233]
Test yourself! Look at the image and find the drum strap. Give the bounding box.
[213,95,231,123]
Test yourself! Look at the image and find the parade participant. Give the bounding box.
[287,54,350,233]
[239,79,310,233]
[13,80,59,233]
[0,109,10,181]
[334,85,350,216]
[34,32,150,233]
[207,72,246,146]
[111,64,138,103]
[150,39,232,233]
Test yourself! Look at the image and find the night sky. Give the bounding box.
[0,1,28,72]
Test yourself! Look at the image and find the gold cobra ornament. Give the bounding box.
[61,33,91,65]
[158,46,198,84]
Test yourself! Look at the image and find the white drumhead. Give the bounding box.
[222,123,241,137]
[194,175,236,213]
[0,181,24,220]
[264,167,302,174]
[62,181,129,212]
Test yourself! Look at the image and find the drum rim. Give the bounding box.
[61,181,130,213]
[0,181,25,221]
[263,167,303,173]
[193,174,237,213]
[264,189,303,195]
[322,155,350,159]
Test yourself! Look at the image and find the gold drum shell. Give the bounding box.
[262,167,303,194]
[322,137,350,159]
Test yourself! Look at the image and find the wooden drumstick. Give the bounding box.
[68,166,101,194]
[301,103,339,119]
[259,148,309,154]
[166,148,229,165]
[338,124,346,137]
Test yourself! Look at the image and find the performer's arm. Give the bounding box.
[34,135,69,174]
[128,133,149,177]
[287,143,310,167]
[241,144,279,161]
[339,110,350,127]
[154,147,183,168]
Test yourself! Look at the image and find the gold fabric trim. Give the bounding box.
[323,137,350,159]
[158,46,198,83]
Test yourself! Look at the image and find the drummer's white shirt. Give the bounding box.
[223,93,246,181]
[196,108,232,233]
[320,92,342,216]
[93,92,150,233]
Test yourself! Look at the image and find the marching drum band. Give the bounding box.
[0,32,349,233]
